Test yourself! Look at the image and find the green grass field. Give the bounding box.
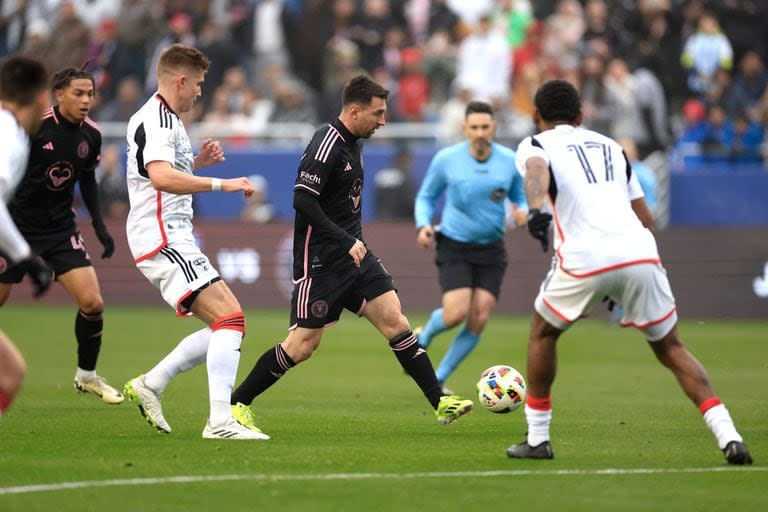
[0,306,765,511]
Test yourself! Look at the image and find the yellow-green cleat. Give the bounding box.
[123,375,171,434]
[231,402,270,439]
[435,395,473,425]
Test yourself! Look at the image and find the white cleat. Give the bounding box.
[74,374,125,404]
[202,417,271,440]
[123,375,172,434]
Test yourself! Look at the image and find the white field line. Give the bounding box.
[1,466,766,496]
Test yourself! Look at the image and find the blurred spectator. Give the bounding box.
[240,175,274,224]
[675,99,708,165]
[727,112,764,163]
[353,0,397,72]
[145,12,197,94]
[705,68,750,120]
[619,138,657,214]
[730,51,768,117]
[268,78,317,124]
[252,0,293,80]
[0,0,28,56]
[98,76,143,122]
[421,30,456,105]
[19,18,50,61]
[44,1,90,70]
[493,0,533,49]
[447,0,494,25]
[579,47,612,135]
[374,146,416,220]
[454,15,510,107]
[509,60,541,136]
[437,87,472,145]
[426,0,461,42]
[397,47,430,121]
[541,0,585,76]
[382,25,408,78]
[512,20,544,77]
[197,20,241,109]
[96,144,129,219]
[681,11,733,94]
[82,18,120,102]
[700,104,731,162]
[71,0,120,30]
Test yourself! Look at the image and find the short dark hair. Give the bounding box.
[465,100,493,118]
[534,79,582,123]
[158,44,210,76]
[341,74,389,107]
[51,67,95,93]
[0,56,48,105]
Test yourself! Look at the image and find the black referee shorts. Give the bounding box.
[435,233,507,299]
[289,251,396,329]
[0,232,92,283]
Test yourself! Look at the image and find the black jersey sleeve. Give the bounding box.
[293,188,357,251]
[293,126,340,196]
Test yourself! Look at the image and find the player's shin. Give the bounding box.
[207,313,245,426]
[231,343,296,405]
[389,330,443,408]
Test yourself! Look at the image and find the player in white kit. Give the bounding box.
[506,80,752,465]
[122,44,266,439]
[0,56,52,418]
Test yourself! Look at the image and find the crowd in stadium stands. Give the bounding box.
[1,0,767,170]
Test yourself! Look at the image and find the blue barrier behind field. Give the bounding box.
[189,143,768,226]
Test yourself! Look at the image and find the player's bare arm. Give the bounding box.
[523,156,550,209]
[193,138,225,170]
[146,160,254,197]
[416,225,435,248]
[631,197,655,231]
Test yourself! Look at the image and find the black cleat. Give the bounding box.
[506,440,554,459]
[723,441,753,465]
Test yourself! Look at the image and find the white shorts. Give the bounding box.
[136,237,220,316]
[535,260,678,341]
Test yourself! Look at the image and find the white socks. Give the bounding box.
[703,403,743,449]
[76,368,96,381]
[206,328,242,426]
[525,404,553,447]
[144,328,211,393]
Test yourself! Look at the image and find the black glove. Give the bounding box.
[602,295,617,312]
[17,257,52,298]
[94,223,115,259]
[526,208,553,252]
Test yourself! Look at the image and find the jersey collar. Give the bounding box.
[53,105,81,129]
[331,118,358,145]
[155,93,179,118]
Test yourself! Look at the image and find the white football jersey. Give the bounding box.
[515,125,659,276]
[0,107,31,262]
[126,93,195,262]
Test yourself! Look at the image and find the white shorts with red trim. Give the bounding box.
[534,260,677,341]
[136,236,220,316]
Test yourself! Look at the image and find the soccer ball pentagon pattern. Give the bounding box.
[476,365,526,413]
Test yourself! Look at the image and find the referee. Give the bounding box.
[415,101,527,392]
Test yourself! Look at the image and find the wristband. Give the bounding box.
[211,178,222,191]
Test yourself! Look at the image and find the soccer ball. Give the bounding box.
[476,365,526,413]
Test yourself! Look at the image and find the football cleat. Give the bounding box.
[231,402,270,438]
[435,395,473,425]
[506,440,554,459]
[203,417,270,440]
[123,375,171,434]
[74,374,124,404]
[723,441,753,465]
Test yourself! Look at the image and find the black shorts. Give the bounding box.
[0,232,92,283]
[289,251,396,329]
[435,233,507,298]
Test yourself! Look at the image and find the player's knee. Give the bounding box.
[78,294,104,315]
[468,310,491,332]
[0,353,26,396]
[443,306,468,327]
[285,336,319,363]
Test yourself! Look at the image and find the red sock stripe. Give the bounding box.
[698,396,722,415]
[526,395,552,411]
[0,389,13,413]
[212,312,246,334]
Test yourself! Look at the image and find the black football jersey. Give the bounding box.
[292,118,366,280]
[9,106,101,239]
